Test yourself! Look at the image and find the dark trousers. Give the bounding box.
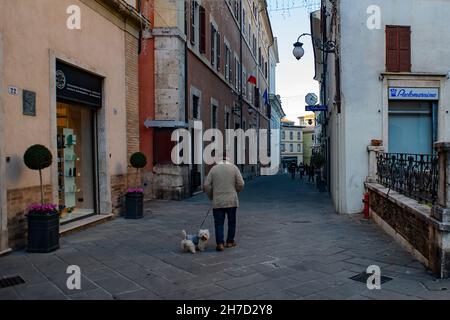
[213,207,237,245]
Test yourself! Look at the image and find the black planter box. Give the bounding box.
[27,211,60,253]
[125,192,144,219]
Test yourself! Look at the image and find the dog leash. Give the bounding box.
[199,206,212,229]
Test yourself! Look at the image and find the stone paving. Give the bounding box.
[1,174,450,300]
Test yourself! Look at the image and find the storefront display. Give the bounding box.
[57,103,95,223]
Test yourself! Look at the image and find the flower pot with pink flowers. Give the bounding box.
[125,152,147,219]
[23,145,60,253]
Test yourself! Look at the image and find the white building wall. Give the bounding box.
[336,0,450,213]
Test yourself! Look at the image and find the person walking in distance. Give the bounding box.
[299,162,305,181]
[308,164,315,183]
[288,162,297,179]
[204,155,245,252]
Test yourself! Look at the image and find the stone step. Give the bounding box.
[59,214,114,236]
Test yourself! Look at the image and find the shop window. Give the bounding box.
[388,101,433,154]
[386,26,411,72]
[57,102,95,223]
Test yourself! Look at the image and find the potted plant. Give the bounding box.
[23,144,60,253]
[125,152,147,219]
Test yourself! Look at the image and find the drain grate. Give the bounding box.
[0,276,25,289]
[350,272,393,284]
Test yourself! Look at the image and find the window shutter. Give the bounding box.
[398,26,411,72]
[386,26,399,72]
[216,32,221,71]
[199,6,206,53]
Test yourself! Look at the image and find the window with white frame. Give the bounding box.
[225,108,230,129]
[234,55,241,92]
[242,67,247,97]
[297,144,302,152]
[211,102,218,129]
[242,9,246,36]
[210,23,218,68]
[190,1,199,46]
[192,94,200,119]
[224,43,231,81]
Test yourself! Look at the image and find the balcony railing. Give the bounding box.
[376,152,439,204]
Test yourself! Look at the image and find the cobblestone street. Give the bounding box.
[1,174,450,300]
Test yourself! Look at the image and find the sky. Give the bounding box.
[267,1,319,124]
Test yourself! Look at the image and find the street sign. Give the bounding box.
[305,105,328,112]
[305,93,318,106]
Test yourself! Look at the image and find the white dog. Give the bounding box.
[181,229,210,253]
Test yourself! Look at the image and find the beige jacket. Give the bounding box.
[204,160,245,209]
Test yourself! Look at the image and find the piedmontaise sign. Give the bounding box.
[56,60,103,107]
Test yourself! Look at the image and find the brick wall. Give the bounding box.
[110,172,141,216]
[369,188,430,258]
[7,185,53,249]
[125,32,140,160]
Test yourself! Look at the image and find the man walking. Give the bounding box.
[308,164,315,183]
[299,162,305,181]
[204,156,245,252]
[288,162,297,179]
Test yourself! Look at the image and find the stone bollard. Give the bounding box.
[366,145,385,183]
[431,142,450,278]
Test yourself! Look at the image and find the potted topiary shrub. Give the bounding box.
[24,144,60,253]
[125,152,147,219]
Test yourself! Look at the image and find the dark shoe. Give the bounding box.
[216,244,224,252]
[225,242,237,248]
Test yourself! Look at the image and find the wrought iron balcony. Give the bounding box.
[376,153,439,204]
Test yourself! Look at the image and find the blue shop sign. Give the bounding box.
[305,105,328,112]
[389,87,439,100]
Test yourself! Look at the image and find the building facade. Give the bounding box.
[0,0,148,251]
[313,0,450,214]
[281,119,303,169]
[149,0,275,199]
[268,37,285,174]
[270,94,285,172]
[299,113,316,165]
